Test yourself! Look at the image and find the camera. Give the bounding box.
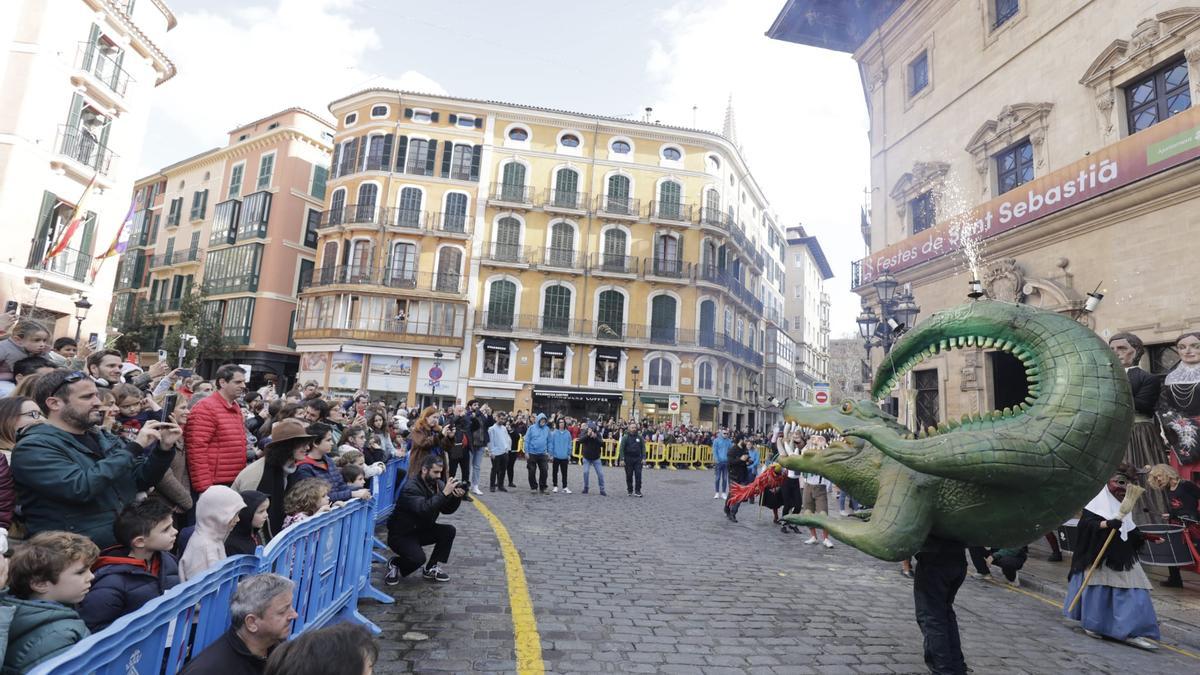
[456,481,470,492]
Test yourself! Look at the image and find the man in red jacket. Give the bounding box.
[186,364,249,494]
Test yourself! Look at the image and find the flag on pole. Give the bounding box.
[42,173,98,265]
[88,197,136,282]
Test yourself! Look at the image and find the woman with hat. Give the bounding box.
[232,418,313,536]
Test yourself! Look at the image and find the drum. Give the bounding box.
[1137,524,1196,567]
[1057,519,1079,554]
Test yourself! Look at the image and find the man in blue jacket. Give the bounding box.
[523,413,550,494]
[712,429,732,500]
[13,370,180,548]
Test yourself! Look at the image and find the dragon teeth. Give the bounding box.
[982,337,995,348]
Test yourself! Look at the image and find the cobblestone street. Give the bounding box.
[363,467,1200,673]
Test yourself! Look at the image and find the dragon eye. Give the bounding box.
[841,401,854,414]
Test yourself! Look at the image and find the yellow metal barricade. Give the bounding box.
[572,440,582,464]
[664,443,689,470]
[601,439,620,466]
[694,444,714,469]
[645,442,666,468]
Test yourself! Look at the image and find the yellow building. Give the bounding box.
[296,91,787,429]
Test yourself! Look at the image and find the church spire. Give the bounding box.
[722,94,738,145]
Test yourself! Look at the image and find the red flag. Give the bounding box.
[43,173,98,265]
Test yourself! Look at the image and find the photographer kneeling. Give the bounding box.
[384,455,464,585]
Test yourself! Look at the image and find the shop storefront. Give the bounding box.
[532,386,623,420]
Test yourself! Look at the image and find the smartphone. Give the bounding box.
[160,394,177,423]
[3,301,16,314]
[157,349,168,361]
[88,332,99,347]
[177,368,193,378]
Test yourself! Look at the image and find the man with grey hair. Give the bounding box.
[181,573,298,674]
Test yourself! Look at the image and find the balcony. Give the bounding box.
[480,242,538,267]
[320,203,390,230]
[28,247,91,285]
[538,247,582,271]
[699,207,732,232]
[71,42,132,109]
[489,183,535,208]
[388,208,427,231]
[149,248,202,269]
[649,201,694,225]
[543,189,589,214]
[292,315,465,348]
[594,194,641,220]
[643,257,691,282]
[300,266,465,297]
[427,212,473,238]
[149,297,183,314]
[54,125,116,178]
[697,264,765,314]
[587,252,638,276]
[204,272,260,295]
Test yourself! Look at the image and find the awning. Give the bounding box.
[484,338,510,351]
[596,346,622,360]
[534,387,623,401]
[700,397,721,406]
[638,394,669,404]
[540,342,566,356]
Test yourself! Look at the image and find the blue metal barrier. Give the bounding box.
[257,497,381,636]
[369,459,404,564]
[30,555,260,675]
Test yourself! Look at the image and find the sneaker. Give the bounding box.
[552,486,559,493]
[1006,573,1019,586]
[721,492,727,499]
[540,489,548,495]
[384,559,403,586]
[498,486,508,492]
[600,491,607,496]
[1083,629,1102,640]
[714,492,722,499]
[628,492,634,496]
[490,486,496,493]
[822,538,834,549]
[634,492,643,498]
[969,571,991,580]
[472,485,483,495]
[563,487,571,494]
[508,483,516,488]
[839,509,849,516]
[803,536,819,545]
[531,489,538,494]
[582,488,589,494]
[900,569,914,580]
[1125,636,1158,651]
[422,564,450,582]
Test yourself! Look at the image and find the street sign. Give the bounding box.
[668,395,680,413]
[814,382,831,407]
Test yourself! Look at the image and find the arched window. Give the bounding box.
[662,146,682,161]
[560,134,580,148]
[348,239,372,281]
[435,248,462,293]
[597,290,624,339]
[701,240,718,275]
[704,189,720,223]
[697,362,714,390]
[328,188,346,225]
[699,300,716,347]
[654,234,681,277]
[495,216,521,262]
[443,193,468,233]
[606,174,631,214]
[548,221,574,267]
[487,279,517,329]
[648,356,673,387]
[658,180,682,219]
[508,127,528,141]
[542,285,572,335]
[397,187,422,228]
[355,183,378,222]
[552,168,579,209]
[611,139,631,154]
[723,364,733,396]
[501,162,526,201]
[651,295,677,344]
[320,241,338,283]
[386,242,416,288]
[707,155,721,173]
[602,228,627,272]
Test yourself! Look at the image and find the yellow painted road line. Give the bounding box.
[986,578,1200,660]
[472,498,545,674]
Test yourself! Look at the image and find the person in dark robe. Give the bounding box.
[1063,463,1162,651]
[1109,332,1169,523]
[1147,463,1200,588]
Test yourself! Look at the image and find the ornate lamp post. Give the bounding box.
[859,276,921,417]
[630,365,641,422]
[430,349,444,407]
[72,295,92,342]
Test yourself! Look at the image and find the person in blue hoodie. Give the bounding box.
[523,414,550,494]
[549,419,573,494]
[711,429,732,500]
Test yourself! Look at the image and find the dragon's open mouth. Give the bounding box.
[796,423,846,444]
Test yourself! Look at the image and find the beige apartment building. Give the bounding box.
[785,225,833,404]
[771,0,1200,427]
[0,0,175,339]
[296,91,789,429]
[111,108,332,388]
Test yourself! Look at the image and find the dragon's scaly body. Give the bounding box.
[778,300,1133,561]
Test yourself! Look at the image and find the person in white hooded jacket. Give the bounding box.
[179,485,245,581]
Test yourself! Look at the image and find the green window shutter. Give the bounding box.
[597,290,624,336]
[448,114,457,125]
[425,140,438,175]
[354,136,368,172]
[651,295,677,343]
[660,181,681,205]
[311,165,328,200]
[469,144,482,181]
[381,134,394,170]
[488,280,515,322]
[329,144,340,179]
[74,211,96,280]
[83,25,100,70]
[395,136,408,173]
[474,118,483,129]
[440,143,453,178]
[97,119,111,164]
[28,191,58,267]
[404,108,413,119]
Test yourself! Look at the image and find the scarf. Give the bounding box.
[1082,486,1135,541]
[1164,362,1200,386]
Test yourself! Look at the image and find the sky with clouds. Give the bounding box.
[143,0,870,336]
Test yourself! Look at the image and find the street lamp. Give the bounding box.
[873,271,899,305]
[431,349,444,407]
[630,365,641,422]
[73,295,92,342]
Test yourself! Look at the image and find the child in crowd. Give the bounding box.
[225,491,272,556]
[96,389,119,434]
[338,425,367,456]
[340,463,366,491]
[336,449,385,479]
[179,486,245,582]
[0,320,51,395]
[113,383,161,443]
[0,531,98,673]
[78,499,180,631]
[281,478,331,530]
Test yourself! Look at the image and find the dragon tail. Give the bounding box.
[726,464,785,507]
